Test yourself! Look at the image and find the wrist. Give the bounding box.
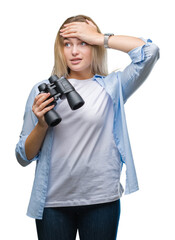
[94,33,104,46]
[37,121,49,132]
[104,33,114,48]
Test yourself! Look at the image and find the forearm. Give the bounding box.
[59,22,145,53]
[119,39,160,102]
[101,35,146,53]
[25,123,48,160]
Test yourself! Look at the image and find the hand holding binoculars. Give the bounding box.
[38,75,85,127]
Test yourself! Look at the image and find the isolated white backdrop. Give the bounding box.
[0,0,174,239]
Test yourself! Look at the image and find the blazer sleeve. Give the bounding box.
[117,38,160,103]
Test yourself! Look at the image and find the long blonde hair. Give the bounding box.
[51,15,108,78]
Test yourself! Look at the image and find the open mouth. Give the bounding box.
[70,58,82,64]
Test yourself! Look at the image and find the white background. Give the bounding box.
[0,0,174,239]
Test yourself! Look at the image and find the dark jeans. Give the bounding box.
[36,199,121,240]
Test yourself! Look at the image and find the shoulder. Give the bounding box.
[93,72,121,101]
[94,72,119,86]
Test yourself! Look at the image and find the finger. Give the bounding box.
[36,104,55,118]
[86,20,97,30]
[60,30,77,36]
[33,94,52,113]
[33,94,41,104]
[62,22,86,31]
[34,93,50,104]
[40,104,55,115]
[60,26,77,34]
[63,22,80,27]
[60,32,77,38]
[86,19,94,26]
[35,93,51,106]
[60,24,76,32]
[38,97,54,110]
[35,104,55,120]
[33,97,54,117]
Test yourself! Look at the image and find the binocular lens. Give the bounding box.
[44,110,62,127]
[66,91,85,110]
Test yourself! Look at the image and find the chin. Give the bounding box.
[70,67,86,72]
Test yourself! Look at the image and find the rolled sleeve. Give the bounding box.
[128,38,152,63]
[117,38,160,103]
[15,135,39,167]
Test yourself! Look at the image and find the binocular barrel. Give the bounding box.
[38,75,85,127]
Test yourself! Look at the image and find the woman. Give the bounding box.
[16,15,159,240]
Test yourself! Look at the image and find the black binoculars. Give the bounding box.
[38,75,85,127]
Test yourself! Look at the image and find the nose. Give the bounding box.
[72,44,79,56]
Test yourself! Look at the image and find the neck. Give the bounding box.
[68,71,94,80]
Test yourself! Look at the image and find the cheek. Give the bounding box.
[63,48,68,58]
[84,48,92,62]
[63,48,69,64]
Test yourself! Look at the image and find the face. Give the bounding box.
[63,38,93,78]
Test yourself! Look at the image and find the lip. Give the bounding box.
[70,58,82,64]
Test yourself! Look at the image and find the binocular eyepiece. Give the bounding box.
[38,75,85,127]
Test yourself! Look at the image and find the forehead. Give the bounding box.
[63,37,81,43]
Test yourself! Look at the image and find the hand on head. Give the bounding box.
[60,20,103,46]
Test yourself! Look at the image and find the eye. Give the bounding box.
[81,42,87,46]
[64,42,71,47]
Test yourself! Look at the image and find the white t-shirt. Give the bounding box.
[45,78,124,207]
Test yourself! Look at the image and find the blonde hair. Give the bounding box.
[51,15,108,78]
